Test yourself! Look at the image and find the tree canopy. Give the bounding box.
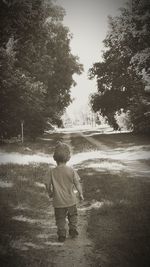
[89,0,150,133]
[0,0,83,139]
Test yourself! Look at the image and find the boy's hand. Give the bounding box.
[79,194,84,201]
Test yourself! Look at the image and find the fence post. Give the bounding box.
[21,120,24,143]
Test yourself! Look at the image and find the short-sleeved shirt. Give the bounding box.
[46,165,80,208]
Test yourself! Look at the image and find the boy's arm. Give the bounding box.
[45,169,53,199]
[73,170,84,200]
[45,182,53,199]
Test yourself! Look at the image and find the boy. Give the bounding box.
[45,142,84,242]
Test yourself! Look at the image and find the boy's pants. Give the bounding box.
[54,205,78,237]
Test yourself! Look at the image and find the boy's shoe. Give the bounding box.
[69,229,79,238]
[58,236,66,242]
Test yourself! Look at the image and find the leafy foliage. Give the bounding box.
[89,0,150,133]
[0,0,83,139]
[0,46,46,138]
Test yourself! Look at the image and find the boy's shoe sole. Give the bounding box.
[69,229,79,238]
[58,236,66,242]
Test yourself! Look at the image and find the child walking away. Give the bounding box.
[45,142,84,243]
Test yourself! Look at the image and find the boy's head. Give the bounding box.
[53,142,71,164]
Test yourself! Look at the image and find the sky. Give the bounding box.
[56,0,128,118]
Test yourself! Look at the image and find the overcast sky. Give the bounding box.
[56,0,128,117]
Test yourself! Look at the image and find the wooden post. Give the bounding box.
[21,120,24,144]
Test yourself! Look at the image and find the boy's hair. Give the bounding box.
[53,142,71,163]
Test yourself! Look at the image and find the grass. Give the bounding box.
[1,131,149,155]
[0,163,58,267]
[0,131,150,266]
[79,168,150,267]
[0,132,64,154]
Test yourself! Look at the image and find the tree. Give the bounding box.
[0,43,46,138]
[0,0,83,139]
[89,0,150,133]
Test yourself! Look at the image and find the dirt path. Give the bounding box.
[50,206,93,267]
[50,133,93,267]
